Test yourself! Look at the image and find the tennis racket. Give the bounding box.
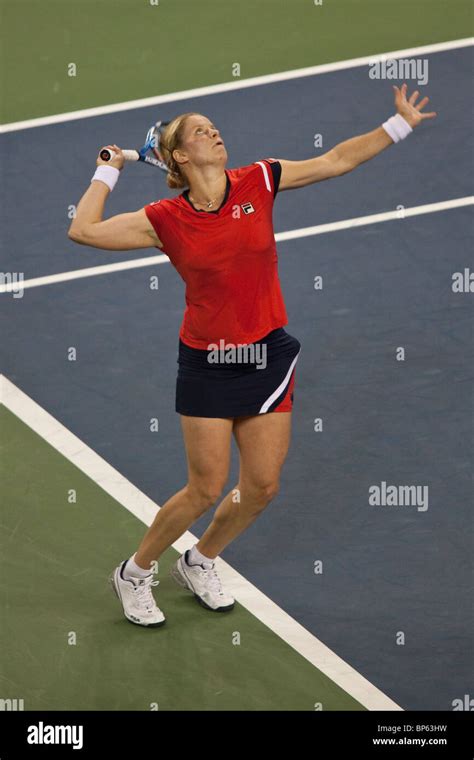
[99,120,170,172]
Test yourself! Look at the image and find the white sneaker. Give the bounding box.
[170,550,235,611]
[110,560,166,627]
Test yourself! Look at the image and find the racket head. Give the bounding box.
[139,120,170,163]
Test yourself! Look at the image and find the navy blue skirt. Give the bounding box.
[175,327,301,418]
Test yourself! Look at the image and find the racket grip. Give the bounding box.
[99,148,139,162]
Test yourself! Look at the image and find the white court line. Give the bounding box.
[0,253,171,292]
[0,373,402,711]
[0,37,472,132]
[1,196,472,293]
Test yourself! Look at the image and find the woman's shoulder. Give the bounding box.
[229,158,279,180]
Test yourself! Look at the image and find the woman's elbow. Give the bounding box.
[68,225,87,245]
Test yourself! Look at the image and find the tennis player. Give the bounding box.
[69,84,435,627]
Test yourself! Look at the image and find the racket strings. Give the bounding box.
[150,121,170,166]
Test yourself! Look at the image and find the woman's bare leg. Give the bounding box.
[196,412,292,559]
[134,416,233,569]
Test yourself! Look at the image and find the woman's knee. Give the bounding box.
[185,480,226,515]
[240,479,280,509]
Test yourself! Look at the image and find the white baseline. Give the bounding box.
[0,38,472,132]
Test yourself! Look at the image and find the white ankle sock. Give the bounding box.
[123,553,152,580]
[187,545,214,567]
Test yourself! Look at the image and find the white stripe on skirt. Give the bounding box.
[258,350,300,414]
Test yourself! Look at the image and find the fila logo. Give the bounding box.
[241,202,255,215]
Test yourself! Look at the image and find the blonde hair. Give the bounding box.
[159,113,198,190]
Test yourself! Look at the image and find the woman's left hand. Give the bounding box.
[393,83,437,128]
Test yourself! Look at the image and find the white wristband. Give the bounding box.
[91,165,120,192]
[382,114,413,143]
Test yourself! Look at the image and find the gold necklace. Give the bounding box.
[189,195,217,209]
[189,177,227,209]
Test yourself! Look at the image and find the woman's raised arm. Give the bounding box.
[68,144,163,251]
[278,84,436,190]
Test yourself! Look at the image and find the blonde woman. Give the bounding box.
[68,85,436,627]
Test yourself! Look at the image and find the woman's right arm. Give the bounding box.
[68,145,163,251]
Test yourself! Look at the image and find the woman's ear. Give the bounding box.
[173,148,188,168]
